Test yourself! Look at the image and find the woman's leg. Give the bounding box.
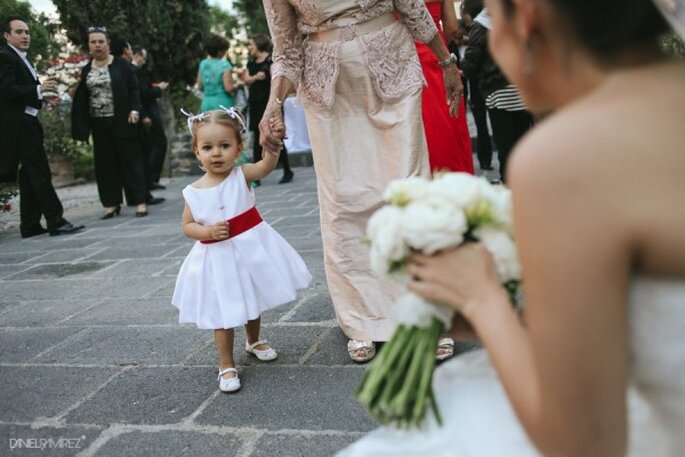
[116,137,148,209]
[91,118,123,207]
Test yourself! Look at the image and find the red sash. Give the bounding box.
[200,206,263,244]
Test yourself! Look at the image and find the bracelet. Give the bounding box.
[275,97,284,106]
[438,53,458,69]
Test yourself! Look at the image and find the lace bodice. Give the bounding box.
[264,0,438,107]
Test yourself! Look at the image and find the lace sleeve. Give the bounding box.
[392,0,438,43]
[263,0,304,88]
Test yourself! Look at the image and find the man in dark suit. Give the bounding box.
[131,45,168,191]
[110,38,163,205]
[0,16,84,238]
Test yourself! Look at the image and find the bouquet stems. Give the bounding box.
[356,318,444,429]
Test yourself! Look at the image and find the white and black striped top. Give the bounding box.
[485,85,527,111]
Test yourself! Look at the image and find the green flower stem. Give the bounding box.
[376,329,417,408]
[388,327,432,426]
[356,327,412,405]
[356,318,446,429]
[412,319,443,425]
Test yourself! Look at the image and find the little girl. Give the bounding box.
[172,107,311,393]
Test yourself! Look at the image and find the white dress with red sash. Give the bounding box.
[172,166,312,330]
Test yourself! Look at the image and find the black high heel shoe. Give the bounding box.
[101,205,121,220]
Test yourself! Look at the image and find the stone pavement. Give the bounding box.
[0,167,379,457]
[0,161,484,457]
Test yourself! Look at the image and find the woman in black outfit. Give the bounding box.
[240,33,293,186]
[71,27,148,217]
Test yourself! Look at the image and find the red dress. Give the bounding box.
[416,2,474,174]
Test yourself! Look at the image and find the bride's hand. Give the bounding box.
[406,243,504,319]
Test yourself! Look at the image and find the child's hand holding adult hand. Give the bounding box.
[209,221,230,241]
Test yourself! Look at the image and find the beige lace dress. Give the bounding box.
[264,0,438,341]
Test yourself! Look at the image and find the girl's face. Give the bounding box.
[88,32,109,60]
[194,123,242,176]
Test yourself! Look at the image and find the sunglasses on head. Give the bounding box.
[88,26,107,33]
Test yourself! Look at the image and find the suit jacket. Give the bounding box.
[71,56,142,141]
[0,44,42,182]
[132,65,162,120]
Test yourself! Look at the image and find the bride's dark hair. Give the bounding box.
[501,0,669,61]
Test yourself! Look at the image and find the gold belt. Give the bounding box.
[307,13,396,42]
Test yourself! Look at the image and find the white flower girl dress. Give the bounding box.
[172,167,312,329]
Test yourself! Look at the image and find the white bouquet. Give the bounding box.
[356,172,521,429]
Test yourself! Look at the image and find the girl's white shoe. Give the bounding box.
[245,340,278,361]
[217,367,241,393]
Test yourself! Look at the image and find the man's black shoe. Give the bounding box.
[150,183,166,190]
[21,226,48,239]
[278,172,294,184]
[49,221,84,236]
[147,196,166,205]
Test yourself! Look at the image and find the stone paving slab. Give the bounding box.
[0,366,120,422]
[0,327,85,363]
[65,367,216,426]
[33,327,209,365]
[61,298,180,327]
[92,430,244,457]
[252,433,361,457]
[195,366,375,432]
[0,299,102,327]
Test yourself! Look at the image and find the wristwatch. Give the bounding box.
[438,53,459,69]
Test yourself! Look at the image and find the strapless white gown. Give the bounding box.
[339,276,685,456]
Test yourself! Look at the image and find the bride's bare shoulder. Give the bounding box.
[510,61,685,186]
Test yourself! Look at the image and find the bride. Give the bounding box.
[340,0,685,455]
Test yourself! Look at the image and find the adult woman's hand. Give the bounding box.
[443,64,463,117]
[258,103,285,155]
[406,243,505,320]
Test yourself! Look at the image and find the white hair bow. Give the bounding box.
[218,105,247,133]
[180,108,210,135]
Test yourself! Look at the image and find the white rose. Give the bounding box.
[383,176,431,207]
[390,293,454,329]
[403,198,467,254]
[473,227,521,282]
[429,172,487,211]
[481,184,514,230]
[367,206,408,275]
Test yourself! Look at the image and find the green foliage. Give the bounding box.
[170,83,201,132]
[661,32,685,58]
[51,0,211,85]
[39,104,94,181]
[210,5,238,38]
[0,0,58,70]
[232,0,269,35]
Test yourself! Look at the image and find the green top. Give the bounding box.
[199,58,234,112]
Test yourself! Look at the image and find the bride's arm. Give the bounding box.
[409,122,631,456]
[506,125,630,456]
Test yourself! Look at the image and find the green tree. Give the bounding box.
[232,0,269,35]
[51,0,211,85]
[0,0,58,70]
[210,5,238,38]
